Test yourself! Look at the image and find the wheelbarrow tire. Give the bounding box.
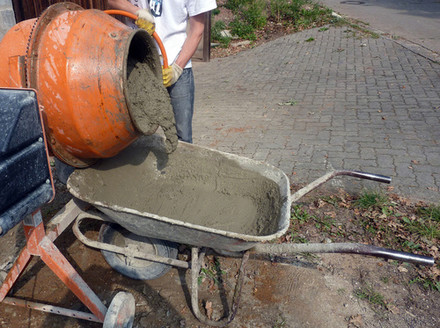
[99,223,178,280]
[103,291,135,328]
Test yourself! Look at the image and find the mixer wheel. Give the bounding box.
[99,223,178,280]
[103,291,135,328]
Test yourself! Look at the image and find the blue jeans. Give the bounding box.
[167,68,194,143]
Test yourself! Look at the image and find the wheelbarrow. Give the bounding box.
[67,135,435,327]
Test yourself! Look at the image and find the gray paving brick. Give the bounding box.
[193,26,440,203]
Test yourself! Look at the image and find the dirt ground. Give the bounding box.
[0,176,438,328]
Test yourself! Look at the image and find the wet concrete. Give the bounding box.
[126,57,178,153]
[68,136,282,236]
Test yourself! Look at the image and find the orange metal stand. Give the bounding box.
[0,201,107,323]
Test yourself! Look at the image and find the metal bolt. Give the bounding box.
[110,32,117,38]
[46,179,50,184]
[38,137,43,142]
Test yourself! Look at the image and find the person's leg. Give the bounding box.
[167,68,194,143]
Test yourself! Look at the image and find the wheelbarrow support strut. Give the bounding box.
[190,247,250,327]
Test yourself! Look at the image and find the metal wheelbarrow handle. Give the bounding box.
[291,170,391,203]
[251,243,435,266]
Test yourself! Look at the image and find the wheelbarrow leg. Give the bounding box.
[190,247,250,327]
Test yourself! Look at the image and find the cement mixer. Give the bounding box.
[0,2,177,168]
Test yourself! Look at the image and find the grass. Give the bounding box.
[211,0,382,49]
[380,276,390,284]
[273,317,286,328]
[417,205,440,222]
[289,204,345,241]
[353,284,387,308]
[332,17,381,39]
[291,204,311,222]
[288,205,311,243]
[321,195,341,207]
[410,277,440,292]
[352,194,439,292]
[399,205,440,240]
[285,190,440,294]
[211,20,232,47]
[198,256,226,286]
[405,218,440,240]
[212,0,334,44]
[229,18,258,40]
[355,190,388,209]
[354,193,440,251]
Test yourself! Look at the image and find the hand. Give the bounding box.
[135,9,155,35]
[162,63,183,87]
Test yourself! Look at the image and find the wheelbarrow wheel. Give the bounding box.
[99,223,178,280]
[103,291,135,328]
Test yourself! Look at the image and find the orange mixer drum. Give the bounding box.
[0,2,162,167]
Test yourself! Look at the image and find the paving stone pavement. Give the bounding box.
[192,26,440,203]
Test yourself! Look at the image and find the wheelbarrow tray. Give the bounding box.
[67,136,291,252]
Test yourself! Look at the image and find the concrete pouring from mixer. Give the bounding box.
[126,57,178,153]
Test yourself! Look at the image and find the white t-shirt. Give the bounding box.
[127,0,217,68]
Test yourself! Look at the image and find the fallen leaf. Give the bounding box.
[431,267,440,280]
[205,301,213,320]
[387,304,400,314]
[325,211,336,218]
[349,314,364,327]
[278,99,297,106]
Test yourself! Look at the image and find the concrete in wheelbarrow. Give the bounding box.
[193,26,440,204]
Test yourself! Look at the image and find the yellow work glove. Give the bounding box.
[162,63,183,88]
[135,9,155,35]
